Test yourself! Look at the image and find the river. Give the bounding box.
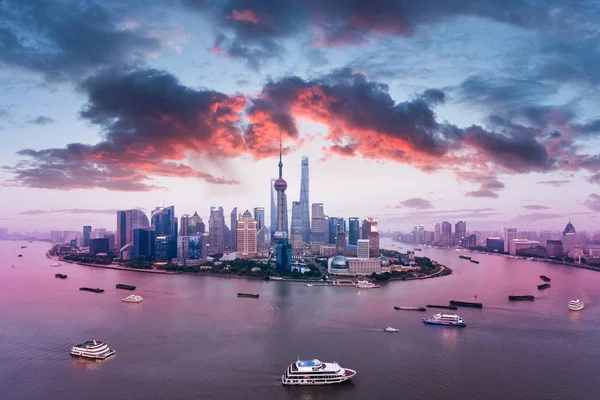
[1,239,599,399]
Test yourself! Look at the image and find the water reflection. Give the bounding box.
[71,356,113,371]
[440,327,459,348]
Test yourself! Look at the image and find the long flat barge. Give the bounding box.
[539,275,551,282]
[426,304,458,310]
[237,292,259,298]
[116,284,136,290]
[508,295,535,301]
[537,283,551,290]
[394,306,427,311]
[449,300,483,308]
[79,287,104,293]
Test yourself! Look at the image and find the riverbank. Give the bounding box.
[54,256,181,275]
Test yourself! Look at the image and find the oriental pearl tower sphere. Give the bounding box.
[273,132,288,240]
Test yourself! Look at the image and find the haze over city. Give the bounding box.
[1,0,600,233]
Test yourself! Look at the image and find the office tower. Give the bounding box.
[117,209,150,250]
[270,178,277,242]
[230,207,238,250]
[434,223,441,244]
[290,201,304,251]
[328,217,346,244]
[178,236,201,260]
[208,206,225,254]
[562,221,577,254]
[189,211,205,235]
[348,217,360,245]
[366,217,380,257]
[154,236,171,261]
[441,221,452,245]
[417,225,425,244]
[455,221,466,246]
[256,226,269,253]
[504,227,518,253]
[299,156,311,243]
[275,236,293,271]
[91,228,106,239]
[104,233,116,250]
[89,238,109,255]
[151,206,177,260]
[180,214,190,236]
[357,239,370,259]
[237,210,257,257]
[273,133,289,240]
[310,203,327,250]
[253,207,265,231]
[362,219,370,240]
[83,225,92,247]
[335,232,347,256]
[133,228,155,259]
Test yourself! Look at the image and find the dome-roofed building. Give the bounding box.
[379,256,390,267]
[328,255,349,275]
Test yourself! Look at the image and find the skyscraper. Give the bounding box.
[362,219,370,240]
[253,207,265,231]
[83,225,92,247]
[455,221,466,246]
[273,132,288,240]
[237,210,257,257]
[208,206,225,254]
[366,217,380,257]
[299,156,310,243]
[290,201,304,251]
[348,217,360,245]
[433,223,441,244]
[441,221,452,245]
[189,211,205,235]
[151,206,177,260]
[230,207,238,250]
[180,214,191,236]
[270,178,277,242]
[133,227,155,259]
[335,232,347,256]
[117,209,150,250]
[328,217,346,244]
[357,239,370,258]
[562,221,577,254]
[178,236,202,261]
[504,227,517,253]
[310,203,327,250]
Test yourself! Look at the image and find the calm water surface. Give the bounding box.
[1,239,600,400]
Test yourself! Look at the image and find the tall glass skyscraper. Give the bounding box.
[151,206,177,260]
[290,201,303,251]
[299,156,310,243]
[348,217,360,245]
[253,207,265,231]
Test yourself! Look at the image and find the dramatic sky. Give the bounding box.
[1,0,600,232]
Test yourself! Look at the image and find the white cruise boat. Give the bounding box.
[50,262,61,267]
[356,280,380,289]
[282,359,356,385]
[70,340,115,359]
[423,313,466,327]
[122,294,144,303]
[568,299,584,311]
[384,326,399,332]
[306,284,314,287]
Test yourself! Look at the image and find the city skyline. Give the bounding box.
[2,1,600,232]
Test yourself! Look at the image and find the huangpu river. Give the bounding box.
[1,239,600,399]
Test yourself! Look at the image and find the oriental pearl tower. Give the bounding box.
[273,132,288,240]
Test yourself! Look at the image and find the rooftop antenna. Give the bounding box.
[278,130,283,179]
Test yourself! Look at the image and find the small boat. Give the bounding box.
[116,283,136,290]
[568,299,584,311]
[18,254,22,257]
[122,294,144,303]
[449,300,483,308]
[281,359,356,385]
[394,306,427,311]
[459,255,472,260]
[414,248,422,251]
[20,245,27,249]
[79,287,104,293]
[383,326,399,332]
[306,284,314,287]
[426,304,458,310]
[237,292,259,298]
[469,260,480,264]
[50,262,61,267]
[539,275,551,282]
[70,340,115,359]
[537,283,551,290]
[55,273,67,279]
[423,313,466,327]
[508,295,535,301]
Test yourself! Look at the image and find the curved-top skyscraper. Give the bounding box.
[273,133,288,240]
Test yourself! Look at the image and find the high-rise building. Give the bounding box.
[365,217,380,257]
[178,236,202,260]
[89,238,109,255]
[133,228,155,259]
[455,221,466,246]
[117,209,150,250]
[154,236,171,261]
[270,178,277,242]
[230,207,238,250]
[83,225,92,247]
[434,223,441,244]
[486,237,504,252]
[546,240,564,258]
[441,221,452,245]
[253,207,265,231]
[335,232,347,256]
[275,236,293,271]
[348,217,360,246]
[290,201,304,251]
[237,210,257,257]
[189,211,205,235]
[273,133,289,241]
[562,221,577,254]
[504,227,518,253]
[310,203,327,250]
[179,214,191,236]
[208,206,225,254]
[328,217,346,244]
[104,233,116,250]
[362,219,370,240]
[299,156,311,243]
[357,239,370,259]
[256,226,269,253]
[151,206,177,260]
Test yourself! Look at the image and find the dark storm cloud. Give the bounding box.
[420,89,446,106]
[0,0,163,81]
[27,116,54,125]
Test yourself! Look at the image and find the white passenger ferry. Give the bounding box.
[356,280,380,289]
[282,359,356,385]
[122,294,144,303]
[423,313,466,327]
[568,299,584,311]
[70,340,115,359]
